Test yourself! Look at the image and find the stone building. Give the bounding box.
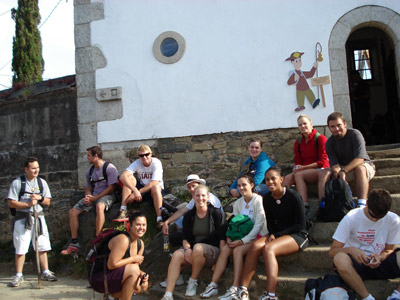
[74,0,400,194]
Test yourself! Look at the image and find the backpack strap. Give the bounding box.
[137,238,142,254]
[88,161,110,187]
[298,132,320,156]
[19,175,26,199]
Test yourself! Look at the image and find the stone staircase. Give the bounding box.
[144,145,400,300]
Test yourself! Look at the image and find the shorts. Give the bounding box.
[197,243,220,267]
[344,162,375,182]
[135,182,166,203]
[13,215,51,255]
[347,248,400,280]
[73,194,115,212]
[90,265,126,294]
[288,231,309,251]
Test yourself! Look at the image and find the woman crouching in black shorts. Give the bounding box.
[237,166,308,300]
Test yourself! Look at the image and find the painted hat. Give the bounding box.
[186,174,206,186]
[285,51,304,61]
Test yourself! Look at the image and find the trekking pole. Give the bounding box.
[33,203,42,289]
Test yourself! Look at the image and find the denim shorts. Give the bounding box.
[73,194,114,212]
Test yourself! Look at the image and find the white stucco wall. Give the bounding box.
[91,0,400,143]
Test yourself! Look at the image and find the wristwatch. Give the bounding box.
[340,167,347,174]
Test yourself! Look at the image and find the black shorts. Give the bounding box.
[348,248,400,280]
[289,231,309,251]
[136,182,166,203]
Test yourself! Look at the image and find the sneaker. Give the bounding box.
[61,242,80,255]
[219,286,238,300]
[161,294,174,300]
[200,282,218,298]
[116,210,128,220]
[8,275,24,287]
[41,270,57,281]
[185,279,198,297]
[238,288,249,300]
[258,291,278,300]
[387,297,400,300]
[160,274,185,288]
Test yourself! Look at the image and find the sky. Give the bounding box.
[0,0,75,90]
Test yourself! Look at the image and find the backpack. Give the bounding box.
[226,214,254,241]
[317,177,355,222]
[304,274,356,300]
[298,132,321,155]
[88,162,122,202]
[87,228,142,295]
[10,175,44,216]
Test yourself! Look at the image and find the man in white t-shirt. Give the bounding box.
[329,189,400,300]
[118,144,165,226]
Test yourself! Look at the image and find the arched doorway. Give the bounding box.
[328,5,400,146]
[346,27,400,145]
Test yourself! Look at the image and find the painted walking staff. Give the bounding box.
[286,51,320,112]
[311,42,330,107]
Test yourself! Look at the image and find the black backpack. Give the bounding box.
[9,175,44,216]
[317,177,355,222]
[304,274,356,300]
[87,229,142,295]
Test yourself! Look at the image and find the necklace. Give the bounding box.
[244,195,253,209]
[274,187,286,205]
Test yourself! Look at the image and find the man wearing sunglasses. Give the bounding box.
[329,189,400,300]
[118,144,165,227]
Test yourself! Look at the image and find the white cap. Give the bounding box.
[186,174,206,186]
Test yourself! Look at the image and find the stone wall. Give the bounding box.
[0,83,79,242]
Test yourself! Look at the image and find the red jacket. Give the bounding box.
[294,129,329,168]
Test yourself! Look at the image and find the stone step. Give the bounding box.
[373,157,400,176]
[370,175,400,194]
[368,144,400,159]
[149,270,399,300]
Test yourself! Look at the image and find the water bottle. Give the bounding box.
[320,201,325,208]
[163,235,170,252]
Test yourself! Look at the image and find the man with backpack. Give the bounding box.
[8,157,57,287]
[329,189,400,300]
[61,146,119,255]
[318,112,375,208]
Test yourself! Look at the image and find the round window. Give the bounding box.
[153,31,186,64]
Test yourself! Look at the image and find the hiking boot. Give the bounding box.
[258,291,278,300]
[8,275,24,287]
[185,279,198,297]
[161,294,174,300]
[41,270,57,281]
[200,282,218,298]
[238,288,249,300]
[219,286,238,300]
[61,242,80,255]
[116,210,128,220]
[160,274,185,288]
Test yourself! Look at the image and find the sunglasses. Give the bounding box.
[139,153,151,158]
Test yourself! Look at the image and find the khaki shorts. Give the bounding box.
[179,243,220,267]
[345,162,375,182]
[73,194,114,212]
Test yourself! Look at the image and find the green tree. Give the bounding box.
[11,0,43,86]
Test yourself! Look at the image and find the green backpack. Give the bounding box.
[226,214,254,241]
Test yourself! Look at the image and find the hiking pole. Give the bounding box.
[33,203,42,289]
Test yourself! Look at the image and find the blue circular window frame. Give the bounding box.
[153,31,186,64]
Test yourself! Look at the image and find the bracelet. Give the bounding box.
[339,168,347,174]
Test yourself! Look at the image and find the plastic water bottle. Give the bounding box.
[320,201,325,208]
[163,235,170,252]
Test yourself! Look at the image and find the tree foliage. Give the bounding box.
[11,0,44,86]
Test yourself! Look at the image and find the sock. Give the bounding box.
[16,272,23,277]
[239,286,248,292]
[164,291,173,297]
[42,269,49,275]
[157,216,163,222]
[362,294,375,300]
[120,206,127,210]
[268,292,276,297]
[210,281,218,287]
[390,290,400,299]
[358,199,367,207]
[71,238,78,244]
[189,277,197,283]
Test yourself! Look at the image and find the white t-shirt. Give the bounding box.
[8,176,51,213]
[186,192,224,217]
[332,207,400,256]
[126,157,164,189]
